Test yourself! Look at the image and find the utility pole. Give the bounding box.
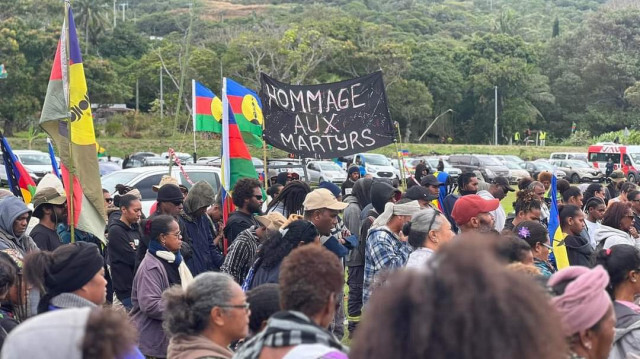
[160,67,164,121]
[494,86,498,146]
[113,0,117,28]
[119,3,128,22]
[135,79,139,112]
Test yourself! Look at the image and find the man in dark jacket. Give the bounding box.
[181,181,224,276]
[31,187,67,251]
[223,178,262,246]
[341,166,361,198]
[442,172,479,233]
[347,180,399,337]
[107,194,141,310]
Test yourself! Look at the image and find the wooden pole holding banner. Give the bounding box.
[395,121,407,190]
[63,0,76,243]
[393,122,406,191]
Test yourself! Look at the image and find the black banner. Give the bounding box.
[260,71,395,159]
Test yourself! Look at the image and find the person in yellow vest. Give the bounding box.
[539,131,546,146]
[514,132,521,145]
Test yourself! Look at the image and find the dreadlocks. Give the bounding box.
[266,180,311,217]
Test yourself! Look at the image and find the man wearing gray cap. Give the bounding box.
[363,200,421,305]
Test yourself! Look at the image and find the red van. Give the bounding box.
[588,142,640,183]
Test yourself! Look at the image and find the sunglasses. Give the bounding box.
[427,210,441,231]
[254,195,263,201]
[171,201,183,206]
[104,198,113,203]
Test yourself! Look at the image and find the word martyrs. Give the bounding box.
[259,71,395,159]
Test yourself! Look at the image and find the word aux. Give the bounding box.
[259,71,395,158]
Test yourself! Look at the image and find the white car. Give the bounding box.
[0,150,54,184]
[306,161,347,184]
[100,166,221,217]
[353,153,397,179]
[504,161,530,184]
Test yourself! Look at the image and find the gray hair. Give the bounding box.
[411,208,445,233]
[163,272,235,336]
[527,181,544,190]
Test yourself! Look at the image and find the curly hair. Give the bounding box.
[457,172,476,192]
[518,177,534,191]
[279,245,343,318]
[163,272,235,336]
[349,240,567,359]
[82,308,138,359]
[514,189,542,215]
[266,181,311,217]
[258,220,319,269]
[602,202,632,230]
[232,178,262,208]
[537,171,552,183]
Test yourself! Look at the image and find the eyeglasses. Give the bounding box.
[427,210,441,232]
[254,195,263,201]
[218,303,250,312]
[104,198,113,203]
[625,215,635,219]
[165,231,182,238]
[542,243,553,251]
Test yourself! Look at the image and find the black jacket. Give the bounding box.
[565,234,594,267]
[223,211,259,246]
[107,220,140,299]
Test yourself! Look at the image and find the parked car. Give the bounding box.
[306,161,347,184]
[419,157,462,181]
[99,161,121,176]
[352,153,396,179]
[0,150,55,184]
[495,155,525,167]
[267,158,308,184]
[503,161,530,184]
[122,152,158,169]
[98,156,123,166]
[101,166,221,217]
[447,154,509,181]
[549,159,604,183]
[196,156,219,164]
[391,157,417,179]
[550,152,588,162]
[523,161,567,180]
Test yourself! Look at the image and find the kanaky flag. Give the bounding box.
[549,173,569,269]
[39,4,106,244]
[226,78,264,148]
[192,80,222,133]
[221,77,262,254]
[0,136,36,203]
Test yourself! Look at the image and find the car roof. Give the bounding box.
[14,150,47,154]
[111,165,221,174]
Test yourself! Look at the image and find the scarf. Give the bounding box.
[371,201,421,229]
[234,311,348,359]
[148,240,184,286]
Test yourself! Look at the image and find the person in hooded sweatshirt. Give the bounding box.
[180,181,224,276]
[594,244,640,359]
[107,194,142,310]
[595,202,639,250]
[559,204,592,267]
[0,197,37,256]
[407,162,428,188]
[163,272,249,359]
[342,166,361,198]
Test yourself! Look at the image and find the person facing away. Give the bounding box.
[164,272,249,359]
[181,181,224,275]
[0,197,38,256]
[224,178,263,246]
[30,186,67,251]
[234,245,348,359]
[106,194,142,311]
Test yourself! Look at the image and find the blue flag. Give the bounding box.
[47,138,61,178]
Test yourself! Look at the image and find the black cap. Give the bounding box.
[420,175,442,187]
[403,185,438,202]
[493,176,515,192]
[157,184,184,202]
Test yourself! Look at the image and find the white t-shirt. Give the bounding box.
[584,219,600,250]
[406,247,435,269]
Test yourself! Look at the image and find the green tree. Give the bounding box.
[75,0,109,54]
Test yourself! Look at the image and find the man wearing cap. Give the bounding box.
[224,178,263,246]
[0,196,38,255]
[421,174,442,197]
[342,166,361,198]
[451,194,500,234]
[477,176,514,232]
[181,181,224,276]
[362,200,421,305]
[404,185,438,209]
[222,212,286,284]
[31,187,67,251]
[148,176,188,215]
[107,194,142,310]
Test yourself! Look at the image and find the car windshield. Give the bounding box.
[426,158,453,168]
[536,162,553,170]
[504,162,521,169]
[566,160,590,168]
[630,153,640,164]
[478,156,502,166]
[19,154,50,165]
[100,171,140,193]
[504,155,524,163]
[319,162,342,171]
[362,154,389,166]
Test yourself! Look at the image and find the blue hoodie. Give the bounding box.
[0,196,37,255]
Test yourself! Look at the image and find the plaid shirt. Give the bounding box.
[363,226,411,305]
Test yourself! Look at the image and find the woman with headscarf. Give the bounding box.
[23,242,106,314]
[595,244,640,359]
[243,220,319,291]
[548,266,615,359]
[131,215,193,358]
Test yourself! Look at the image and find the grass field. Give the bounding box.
[11,135,587,161]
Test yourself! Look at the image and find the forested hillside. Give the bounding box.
[2,0,640,144]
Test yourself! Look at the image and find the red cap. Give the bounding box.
[451,195,500,226]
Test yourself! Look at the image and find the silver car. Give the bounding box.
[306,161,347,184]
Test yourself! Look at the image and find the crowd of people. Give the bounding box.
[0,163,639,358]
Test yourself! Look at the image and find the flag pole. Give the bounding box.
[396,121,407,190]
[191,79,197,162]
[63,0,76,243]
[394,122,406,191]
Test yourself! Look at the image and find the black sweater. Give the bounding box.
[107,220,140,299]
